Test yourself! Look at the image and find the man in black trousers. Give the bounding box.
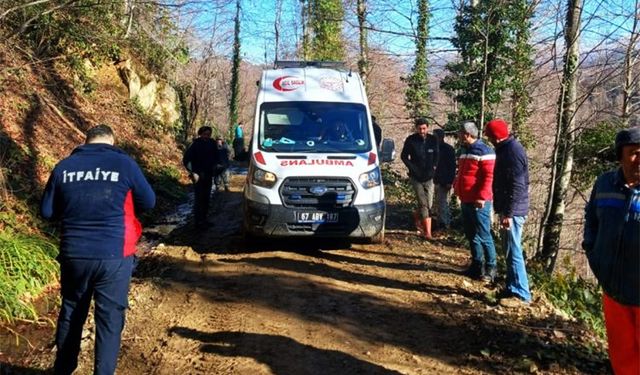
[183,126,217,228]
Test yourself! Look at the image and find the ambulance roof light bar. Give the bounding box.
[274,60,346,70]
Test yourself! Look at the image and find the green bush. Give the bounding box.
[0,230,59,322]
[531,261,605,338]
[572,121,622,191]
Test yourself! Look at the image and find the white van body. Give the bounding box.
[243,62,385,242]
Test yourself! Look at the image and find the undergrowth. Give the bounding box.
[383,166,606,337]
[530,261,605,338]
[0,229,58,323]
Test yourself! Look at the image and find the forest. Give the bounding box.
[0,0,637,373]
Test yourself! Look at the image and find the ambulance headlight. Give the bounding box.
[252,167,277,188]
[359,167,381,189]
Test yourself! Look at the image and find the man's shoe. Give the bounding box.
[495,289,513,299]
[422,218,433,240]
[482,266,497,283]
[463,263,484,280]
[413,211,424,233]
[499,296,529,308]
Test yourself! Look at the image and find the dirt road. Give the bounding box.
[1,173,609,374]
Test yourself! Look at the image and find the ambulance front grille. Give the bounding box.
[280,177,355,208]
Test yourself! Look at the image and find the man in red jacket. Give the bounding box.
[453,121,497,282]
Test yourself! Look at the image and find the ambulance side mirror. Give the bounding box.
[380,138,395,163]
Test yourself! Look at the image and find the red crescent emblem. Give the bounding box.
[273,76,303,91]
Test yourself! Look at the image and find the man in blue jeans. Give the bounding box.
[41,124,156,374]
[453,121,497,282]
[484,119,531,307]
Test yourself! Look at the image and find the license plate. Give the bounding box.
[296,212,338,223]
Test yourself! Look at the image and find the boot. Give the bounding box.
[422,218,433,240]
[463,262,484,280]
[483,266,497,283]
[413,210,424,233]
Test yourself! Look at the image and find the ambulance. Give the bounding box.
[242,61,394,243]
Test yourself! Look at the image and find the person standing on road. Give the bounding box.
[401,117,439,240]
[214,136,231,192]
[582,127,640,375]
[433,128,456,231]
[183,126,217,228]
[40,124,155,375]
[453,121,497,282]
[484,119,531,307]
[232,123,245,160]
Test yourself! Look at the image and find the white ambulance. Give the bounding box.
[242,61,394,243]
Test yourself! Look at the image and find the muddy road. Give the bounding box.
[1,173,609,374]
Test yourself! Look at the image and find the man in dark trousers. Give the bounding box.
[214,136,231,192]
[583,127,639,375]
[401,117,439,239]
[40,124,155,375]
[183,126,217,228]
[433,128,456,230]
[484,119,531,306]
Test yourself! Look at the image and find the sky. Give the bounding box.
[178,0,638,68]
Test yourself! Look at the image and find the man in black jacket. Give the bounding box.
[401,117,439,239]
[433,128,456,230]
[183,126,217,228]
[484,118,531,305]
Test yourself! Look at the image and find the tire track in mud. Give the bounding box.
[115,173,608,375]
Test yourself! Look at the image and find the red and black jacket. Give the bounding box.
[453,139,495,203]
[41,143,156,259]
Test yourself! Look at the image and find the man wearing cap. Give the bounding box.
[583,127,640,375]
[401,117,439,239]
[454,121,497,282]
[484,119,531,307]
[433,128,456,230]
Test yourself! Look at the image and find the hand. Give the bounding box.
[473,200,485,209]
[190,173,200,183]
[500,216,511,230]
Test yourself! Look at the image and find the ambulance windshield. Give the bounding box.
[258,102,371,153]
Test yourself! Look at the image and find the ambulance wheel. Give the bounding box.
[368,225,385,244]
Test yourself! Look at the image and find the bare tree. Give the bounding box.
[622,0,640,126]
[357,0,369,85]
[536,0,583,273]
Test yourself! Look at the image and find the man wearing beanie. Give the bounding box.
[401,117,440,239]
[453,121,497,281]
[484,118,532,307]
[583,127,640,375]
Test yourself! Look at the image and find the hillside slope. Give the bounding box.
[0,39,188,229]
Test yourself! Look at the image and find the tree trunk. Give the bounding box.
[621,0,639,126]
[229,0,241,129]
[536,0,582,273]
[357,0,368,86]
[274,0,282,62]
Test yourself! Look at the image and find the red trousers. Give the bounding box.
[603,293,640,375]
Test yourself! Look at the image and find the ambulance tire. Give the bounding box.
[241,222,259,247]
[368,223,385,244]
